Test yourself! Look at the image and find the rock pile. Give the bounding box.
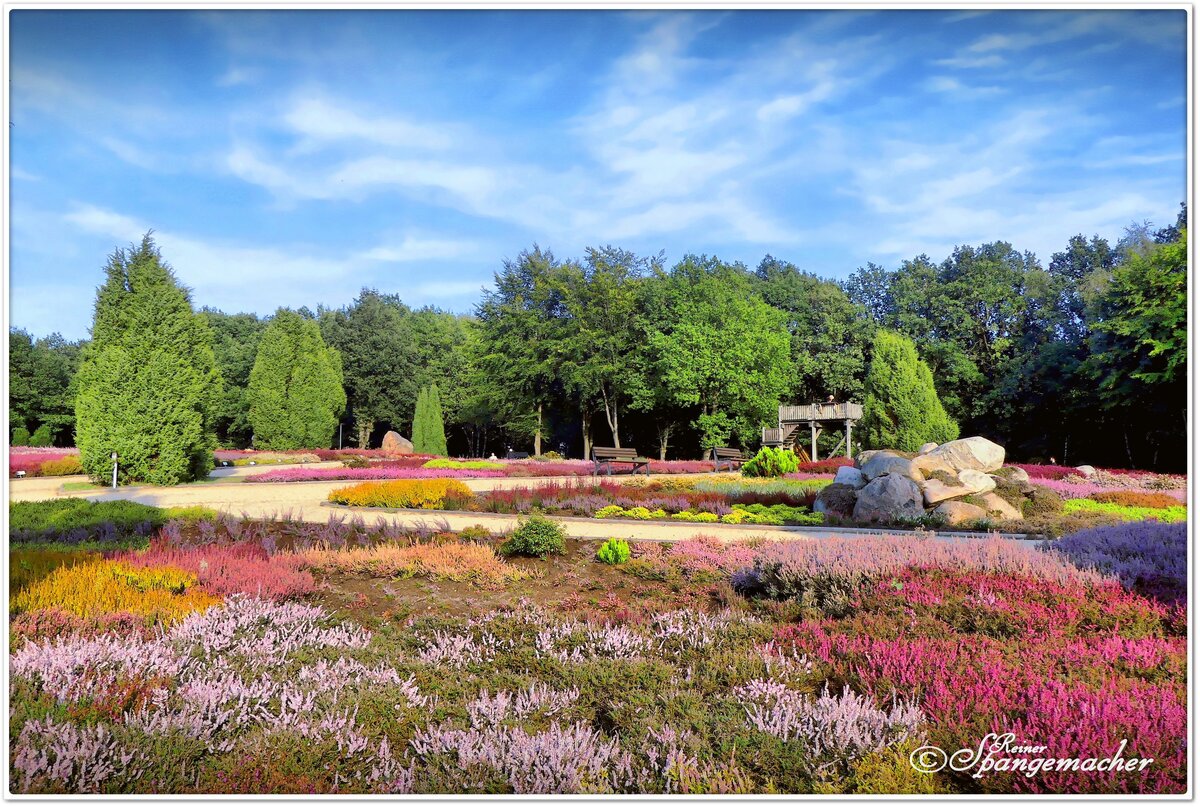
[814,436,1037,527]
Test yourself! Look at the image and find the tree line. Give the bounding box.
[10,204,1187,479]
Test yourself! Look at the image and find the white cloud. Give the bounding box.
[283,96,451,151]
[356,236,471,263]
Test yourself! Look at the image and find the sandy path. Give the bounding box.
[8,470,1035,543]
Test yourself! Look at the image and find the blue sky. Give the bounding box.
[9,8,1187,341]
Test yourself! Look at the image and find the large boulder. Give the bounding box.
[927,436,1005,474]
[910,453,957,479]
[957,469,997,496]
[813,483,859,518]
[922,477,965,506]
[1074,465,1097,478]
[978,492,1022,521]
[853,474,924,523]
[917,442,939,455]
[832,465,867,490]
[381,431,414,455]
[860,452,920,482]
[933,500,988,527]
[1005,466,1030,484]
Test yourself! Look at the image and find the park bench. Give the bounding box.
[710,446,748,472]
[505,450,530,460]
[591,446,651,476]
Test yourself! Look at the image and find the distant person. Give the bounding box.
[488,453,499,461]
[826,395,836,404]
[1049,456,1057,465]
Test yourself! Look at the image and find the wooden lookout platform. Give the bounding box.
[762,402,863,461]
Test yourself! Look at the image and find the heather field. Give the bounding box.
[7,499,1188,795]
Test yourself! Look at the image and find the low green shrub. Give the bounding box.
[10,499,173,545]
[27,425,53,447]
[1062,498,1187,524]
[741,447,800,478]
[12,426,30,446]
[596,538,631,565]
[721,504,823,526]
[503,512,567,558]
[538,451,564,461]
[1022,486,1064,517]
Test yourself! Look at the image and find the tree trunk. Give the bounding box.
[581,410,593,460]
[357,419,374,449]
[657,424,672,461]
[602,387,620,448]
[1123,429,1133,468]
[534,404,543,456]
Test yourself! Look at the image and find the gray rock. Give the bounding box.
[910,453,957,479]
[381,431,414,455]
[860,452,920,482]
[1074,464,1097,478]
[813,483,859,518]
[832,465,867,490]
[854,450,884,469]
[917,442,939,455]
[852,473,924,523]
[923,478,966,506]
[927,436,1005,473]
[1006,466,1030,484]
[933,500,988,526]
[957,469,996,495]
[978,492,1022,521]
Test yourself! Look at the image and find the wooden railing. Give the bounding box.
[762,427,784,445]
[778,402,863,423]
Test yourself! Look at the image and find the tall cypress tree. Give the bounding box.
[861,330,959,451]
[411,386,429,453]
[75,234,222,485]
[427,383,448,457]
[248,309,346,449]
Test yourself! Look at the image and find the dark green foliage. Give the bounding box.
[503,512,567,558]
[28,425,52,447]
[426,384,448,457]
[9,499,170,544]
[1023,486,1065,517]
[248,309,346,450]
[861,330,958,452]
[203,310,266,448]
[12,426,30,446]
[9,328,81,444]
[412,387,429,453]
[596,538,631,565]
[740,447,799,478]
[74,235,221,485]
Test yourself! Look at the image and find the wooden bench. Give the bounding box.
[592,446,651,476]
[505,450,530,460]
[710,446,748,472]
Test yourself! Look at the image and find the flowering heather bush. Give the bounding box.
[10,560,221,623]
[12,717,144,793]
[410,721,638,793]
[10,499,167,545]
[9,448,82,478]
[794,456,855,473]
[10,608,158,647]
[735,680,923,776]
[112,541,317,600]
[1089,490,1184,509]
[1061,498,1186,523]
[1051,522,1186,605]
[1010,463,1076,480]
[626,536,759,582]
[466,684,580,727]
[288,541,529,588]
[328,478,475,508]
[424,458,506,470]
[250,466,505,482]
[742,535,1103,606]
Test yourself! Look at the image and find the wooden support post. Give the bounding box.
[810,422,819,463]
[845,419,853,459]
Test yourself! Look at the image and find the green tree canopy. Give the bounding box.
[248,308,346,450]
[861,330,959,452]
[203,309,266,448]
[74,234,221,484]
[643,256,791,451]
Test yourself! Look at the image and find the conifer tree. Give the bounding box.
[426,383,448,457]
[411,386,428,453]
[75,234,221,484]
[861,330,959,451]
[247,309,346,450]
